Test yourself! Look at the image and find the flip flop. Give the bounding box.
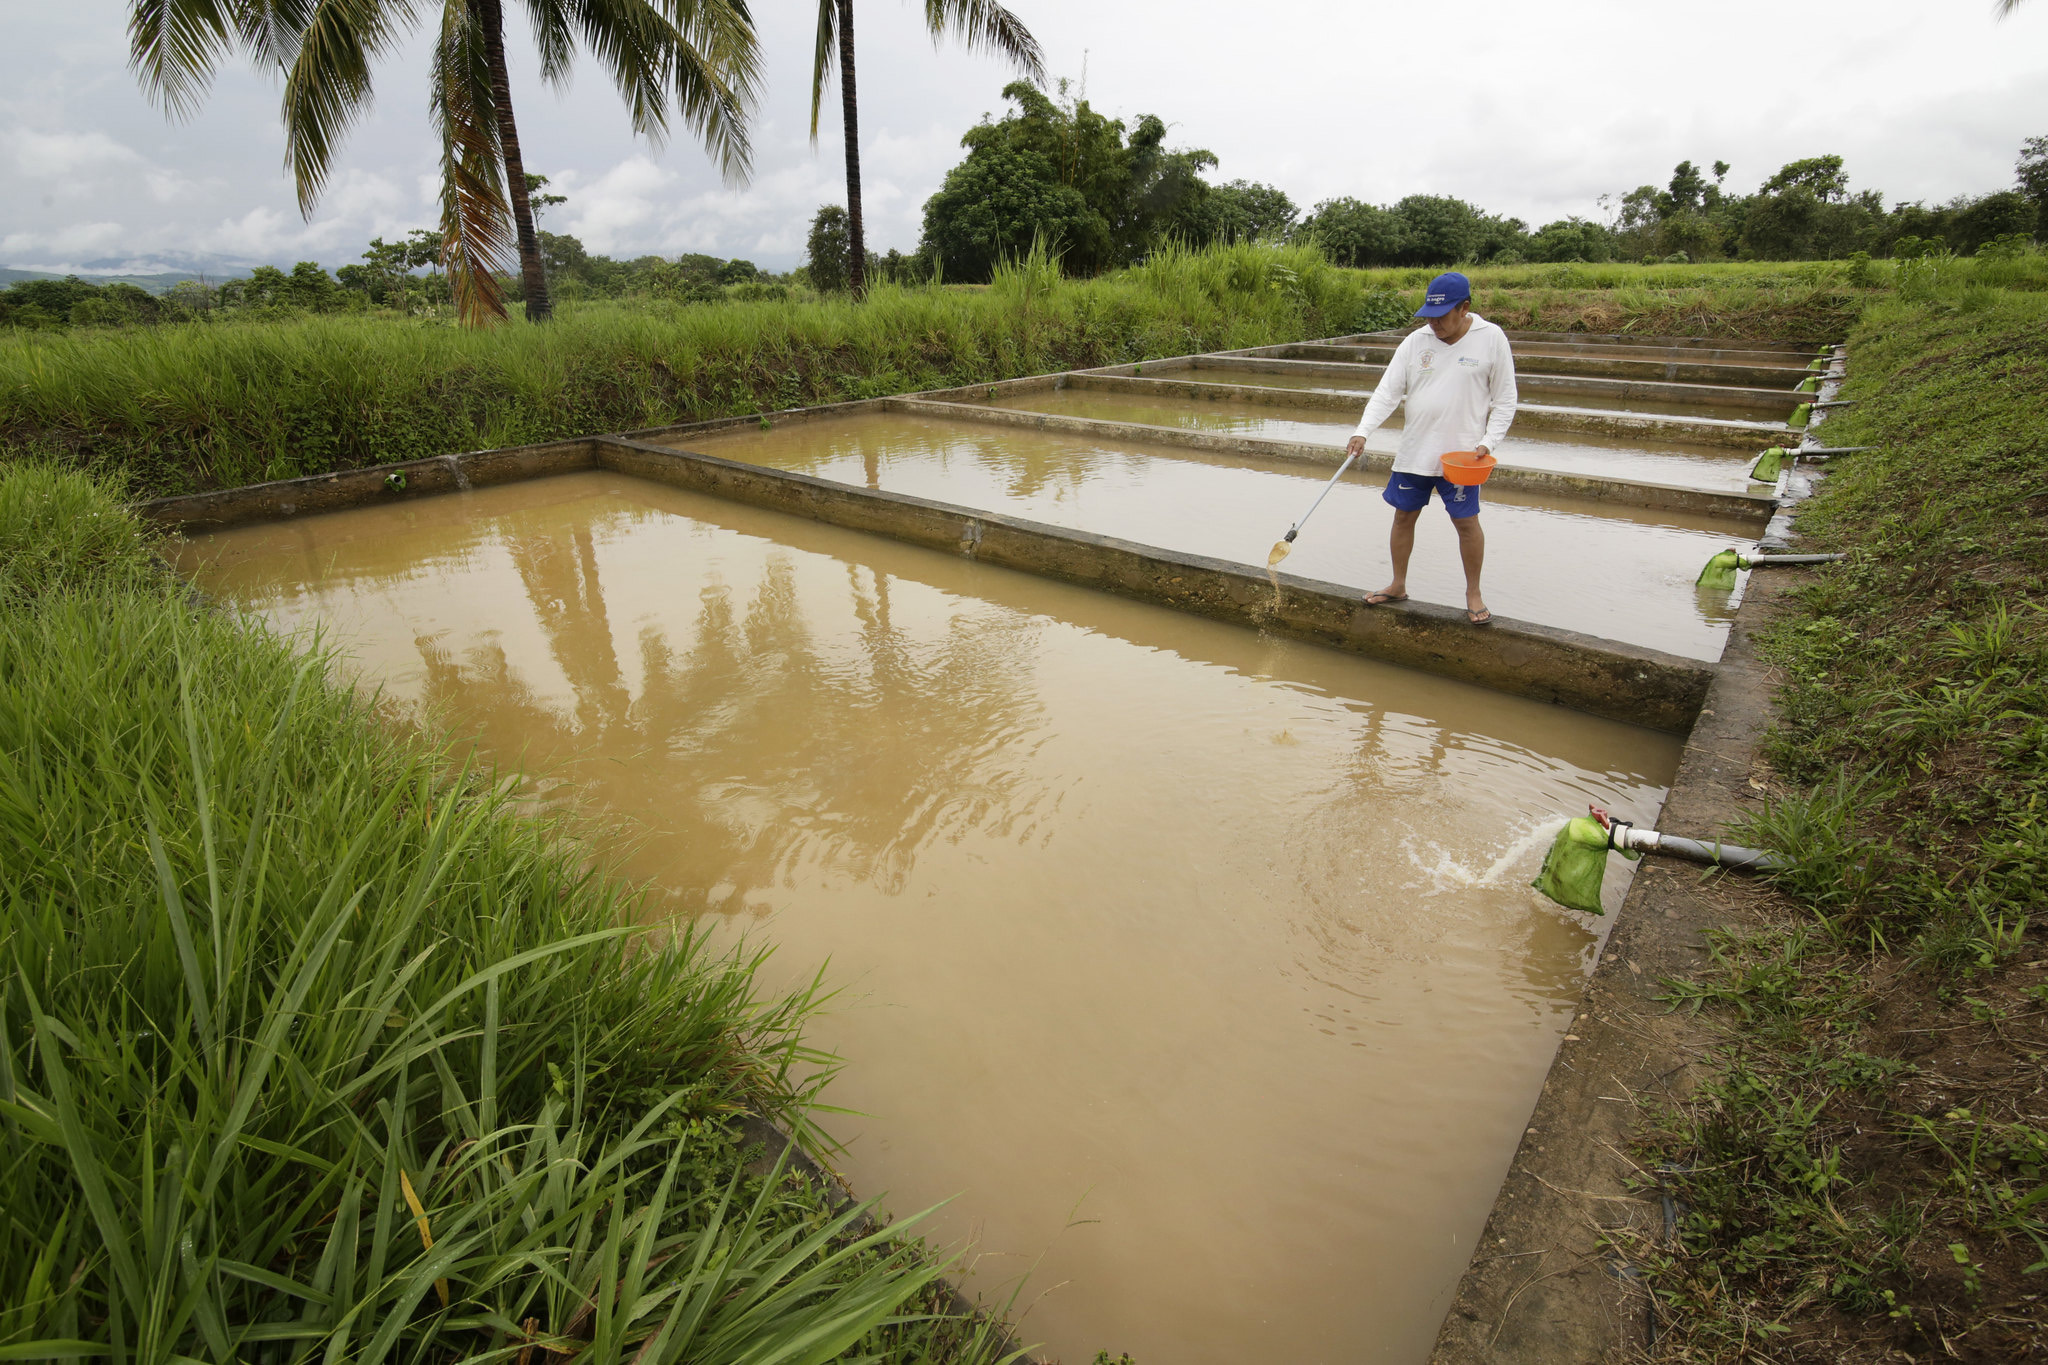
[1363,591,1408,606]
[1467,607,1493,626]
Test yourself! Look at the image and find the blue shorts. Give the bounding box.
[1383,472,1482,519]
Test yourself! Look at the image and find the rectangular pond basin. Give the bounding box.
[977,387,1765,492]
[1265,343,1811,389]
[658,411,1758,659]
[1160,362,1800,423]
[173,470,1682,1365]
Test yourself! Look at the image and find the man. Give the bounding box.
[1345,271,1517,625]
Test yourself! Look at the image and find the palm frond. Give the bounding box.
[1994,0,2027,16]
[230,0,317,72]
[522,0,576,88]
[807,0,837,143]
[534,0,759,183]
[127,0,240,119]
[279,0,423,215]
[433,0,513,325]
[923,0,1044,84]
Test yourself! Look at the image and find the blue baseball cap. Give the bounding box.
[1414,271,1472,318]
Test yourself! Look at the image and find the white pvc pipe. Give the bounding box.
[1611,822,1791,872]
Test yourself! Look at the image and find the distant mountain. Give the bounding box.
[2,252,258,293]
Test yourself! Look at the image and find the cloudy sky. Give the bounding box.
[5,0,2047,274]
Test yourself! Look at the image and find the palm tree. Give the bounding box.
[128,0,759,324]
[808,0,1044,299]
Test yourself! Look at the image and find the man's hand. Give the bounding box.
[1475,444,1490,457]
[1346,436,1366,458]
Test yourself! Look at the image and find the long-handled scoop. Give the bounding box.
[1268,449,1360,567]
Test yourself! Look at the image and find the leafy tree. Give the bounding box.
[127,0,760,326]
[1760,155,1849,203]
[1470,212,1530,264]
[1951,190,2037,253]
[1664,160,1707,215]
[945,80,1140,271]
[1298,193,1518,266]
[806,206,854,292]
[922,79,1216,275]
[1202,181,1298,244]
[2017,135,2048,239]
[1655,212,1719,261]
[1383,195,1474,264]
[1527,217,1615,263]
[0,277,167,329]
[920,147,1096,280]
[874,248,936,285]
[810,0,1042,299]
[338,232,450,306]
[1112,115,1217,261]
[1298,198,1404,267]
[540,231,592,279]
[525,173,567,228]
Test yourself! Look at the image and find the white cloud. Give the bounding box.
[564,154,677,251]
[0,220,128,263]
[9,128,142,180]
[3,0,2045,272]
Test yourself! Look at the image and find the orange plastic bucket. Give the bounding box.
[1440,450,1497,486]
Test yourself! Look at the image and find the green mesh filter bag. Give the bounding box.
[1531,817,1634,915]
[1797,376,1820,394]
[1697,548,1745,590]
[1748,446,1786,482]
[1789,402,1812,428]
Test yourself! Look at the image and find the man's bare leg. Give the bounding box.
[1454,514,1488,620]
[1371,507,1422,602]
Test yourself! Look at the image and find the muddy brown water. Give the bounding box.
[174,472,1682,1365]
[667,412,1753,659]
[1171,364,1796,422]
[985,388,1762,492]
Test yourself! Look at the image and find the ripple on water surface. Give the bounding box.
[176,473,1682,1365]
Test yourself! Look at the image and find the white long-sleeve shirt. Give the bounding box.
[1352,316,1518,477]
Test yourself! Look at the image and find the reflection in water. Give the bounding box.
[176,473,1682,1365]
[674,412,1752,660]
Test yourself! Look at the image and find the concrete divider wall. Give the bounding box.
[1262,343,1811,388]
[1339,328,1825,359]
[1164,355,1805,413]
[885,396,1778,522]
[594,435,1713,732]
[137,437,603,533]
[1054,372,1795,446]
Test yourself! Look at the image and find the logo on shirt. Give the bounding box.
[1420,350,1436,371]
[1457,356,1482,367]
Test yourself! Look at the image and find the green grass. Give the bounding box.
[1628,285,2048,1359]
[0,241,1894,500]
[0,467,1020,1364]
[0,241,1366,499]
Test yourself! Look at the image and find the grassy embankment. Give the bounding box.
[1347,256,2048,341]
[1630,276,2048,1359]
[0,242,1363,499]
[0,466,1020,1362]
[1,243,1885,501]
